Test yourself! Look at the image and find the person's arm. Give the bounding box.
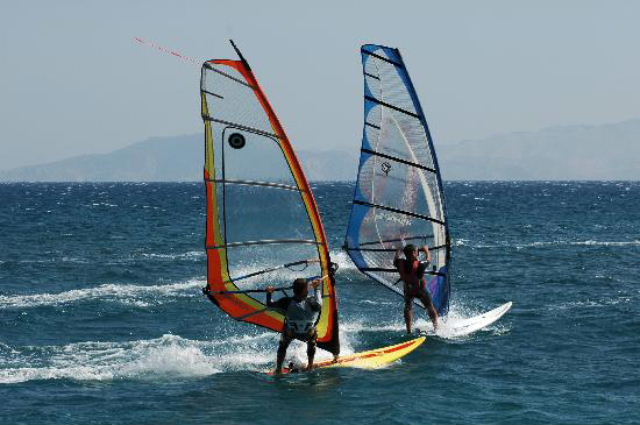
[266,286,290,311]
[393,247,403,270]
[422,245,432,264]
[308,278,323,312]
[266,286,275,306]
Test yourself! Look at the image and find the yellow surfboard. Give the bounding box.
[268,336,425,375]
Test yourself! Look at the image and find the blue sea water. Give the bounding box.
[0,181,638,424]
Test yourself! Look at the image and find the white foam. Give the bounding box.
[0,279,204,309]
[330,250,357,271]
[138,251,204,260]
[0,329,359,384]
[0,335,222,384]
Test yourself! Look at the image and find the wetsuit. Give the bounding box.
[267,287,322,367]
[394,258,429,298]
[394,257,439,332]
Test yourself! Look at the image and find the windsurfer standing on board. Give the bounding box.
[266,277,324,374]
[394,244,440,334]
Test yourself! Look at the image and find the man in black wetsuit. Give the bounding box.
[266,277,323,374]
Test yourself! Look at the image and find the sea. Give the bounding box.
[0,181,638,424]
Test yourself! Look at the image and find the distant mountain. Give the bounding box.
[1,118,639,181]
[438,119,640,180]
[0,134,359,182]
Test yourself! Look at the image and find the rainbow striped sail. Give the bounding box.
[200,42,339,355]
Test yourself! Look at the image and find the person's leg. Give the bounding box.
[305,330,318,370]
[276,330,293,373]
[419,291,439,330]
[404,294,414,334]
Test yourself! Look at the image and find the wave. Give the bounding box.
[1,249,356,310]
[454,239,640,249]
[0,328,359,384]
[0,335,222,384]
[0,279,204,309]
[551,296,633,311]
[0,298,510,384]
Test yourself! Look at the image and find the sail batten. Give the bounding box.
[345,44,452,315]
[201,49,339,354]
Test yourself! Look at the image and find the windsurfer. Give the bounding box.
[394,244,439,334]
[266,277,324,374]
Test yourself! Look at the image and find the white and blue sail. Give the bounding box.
[345,44,451,315]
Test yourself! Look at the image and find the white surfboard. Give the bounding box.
[420,302,513,338]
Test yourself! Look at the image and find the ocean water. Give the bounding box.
[0,181,638,424]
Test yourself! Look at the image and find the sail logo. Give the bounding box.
[381,162,391,176]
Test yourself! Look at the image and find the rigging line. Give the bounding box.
[354,200,446,225]
[361,148,436,173]
[134,36,201,67]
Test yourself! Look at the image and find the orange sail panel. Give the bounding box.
[200,53,339,355]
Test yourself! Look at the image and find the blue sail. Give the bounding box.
[345,44,451,315]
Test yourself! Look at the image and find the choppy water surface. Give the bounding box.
[0,182,638,424]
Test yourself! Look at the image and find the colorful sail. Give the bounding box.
[201,42,339,355]
[345,44,451,315]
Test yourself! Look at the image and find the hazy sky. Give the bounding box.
[1,0,639,171]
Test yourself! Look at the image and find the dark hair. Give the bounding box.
[292,278,307,296]
[403,244,417,274]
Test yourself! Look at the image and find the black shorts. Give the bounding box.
[281,328,317,343]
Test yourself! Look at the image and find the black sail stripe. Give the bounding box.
[207,239,320,250]
[205,63,256,89]
[202,89,224,99]
[361,148,436,173]
[361,49,404,67]
[357,235,433,247]
[224,259,314,283]
[234,308,269,321]
[361,267,446,277]
[354,200,446,225]
[207,178,302,192]
[365,95,419,118]
[364,72,380,80]
[201,116,279,139]
[347,244,448,252]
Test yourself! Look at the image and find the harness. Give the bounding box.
[398,260,425,291]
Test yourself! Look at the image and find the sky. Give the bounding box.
[1,0,639,171]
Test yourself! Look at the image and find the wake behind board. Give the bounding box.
[419,302,512,338]
[267,336,425,375]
